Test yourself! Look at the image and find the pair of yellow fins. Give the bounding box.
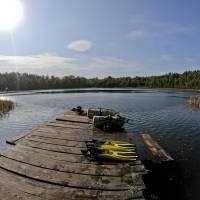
[86,140,138,161]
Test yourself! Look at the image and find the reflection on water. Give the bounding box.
[0,112,11,120]
[0,88,200,199]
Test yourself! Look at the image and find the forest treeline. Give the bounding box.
[0,70,200,91]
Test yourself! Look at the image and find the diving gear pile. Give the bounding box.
[87,108,117,119]
[82,139,138,162]
[93,115,126,130]
[72,107,128,131]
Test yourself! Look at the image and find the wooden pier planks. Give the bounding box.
[141,133,174,162]
[56,114,92,124]
[0,149,145,176]
[6,127,39,145]
[0,169,144,200]
[0,111,146,200]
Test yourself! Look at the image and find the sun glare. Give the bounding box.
[0,0,23,31]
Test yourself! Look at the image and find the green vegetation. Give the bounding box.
[0,99,14,114]
[0,70,200,91]
[187,96,200,108]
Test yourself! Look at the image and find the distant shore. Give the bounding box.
[0,87,200,97]
[0,71,200,91]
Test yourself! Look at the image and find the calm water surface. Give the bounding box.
[0,88,200,199]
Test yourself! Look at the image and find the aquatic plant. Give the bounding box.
[0,99,14,115]
[187,96,200,108]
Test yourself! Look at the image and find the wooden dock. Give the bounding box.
[0,111,146,200]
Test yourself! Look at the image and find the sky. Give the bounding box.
[0,0,200,78]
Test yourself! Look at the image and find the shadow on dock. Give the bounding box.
[142,160,187,200]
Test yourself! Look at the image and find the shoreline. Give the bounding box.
[0,87,200,96]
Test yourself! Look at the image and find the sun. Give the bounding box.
[0,0,23,31]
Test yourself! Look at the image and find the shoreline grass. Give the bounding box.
[0,99,14,113]
[187,96,200,108]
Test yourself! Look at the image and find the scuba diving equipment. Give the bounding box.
[85,140,135,152]
[82,139,138,162]
[82,146,138,162]
[93,115,126,130]
[87,108,117,119]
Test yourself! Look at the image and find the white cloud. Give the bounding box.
[127,29,159,40]
[130,15,148,26]
[160,54,175,61]
[0,53,80,76]
[167,25,197,34]
[67,40,92,52]
[184,57,195,62]
[0,53,76,68]
[85,56,145,77]
[127,15,197,40]
[0,53,146,77]
[2,51,197,78]
[88,57,133,69]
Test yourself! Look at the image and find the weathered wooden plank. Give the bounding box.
[56,114,92,124]
[1,149,146,177]
[30,128,127,142]
[27,133,88,143]
[64,111,77,115]
[29,132,92,142]
[0,156,145,191]
[24,135,131,152]
[13,145,143,166]
[55,120,92,127]
[37,127,126,140]
[141,133,174,161]
[17,145,143,166]
[0,183,44,200]
[18,140,83,155]
[32,128,92,137]
[14,145,142,169]
[15,124,127,142]
[6,127,39,145]
[15,145,90,163]
[37,126,93,136]
[28,133,127,145]
[23,137,86,148]
[47,121,93,130]
[27,135,85,147]
[92,131,128,141]
[6,120,92,146]
[0,168,144,200]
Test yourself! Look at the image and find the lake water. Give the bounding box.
[0,88,200,199]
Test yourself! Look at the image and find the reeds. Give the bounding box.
[187,96,200,108]
[0,99,14,113]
